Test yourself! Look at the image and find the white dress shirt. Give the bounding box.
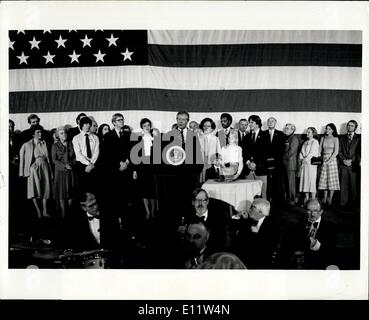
[72,131,100,165]
[251,216,266,233]
[87,212,100,244]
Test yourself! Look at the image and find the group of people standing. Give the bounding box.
[9,111,360,255]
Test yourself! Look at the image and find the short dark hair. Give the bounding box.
[76,113,87,124]
[348,120,358,130]
[191,188,209,202]
[199,117,216,131]
[239,118,248,123]
[79,116,92,130]
[176,111,189,120]
[9,119,15,126]
[30,124,44,135]
[220,113,232,123]
[27,114,40,124]
[140,118,152,129]
[248,115,262,128]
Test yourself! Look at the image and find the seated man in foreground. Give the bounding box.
[290,199,337,269]
[232,198,280,269]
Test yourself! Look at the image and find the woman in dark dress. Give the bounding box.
[133,118,157,220]
[51,126,78,218]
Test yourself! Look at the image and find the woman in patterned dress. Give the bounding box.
[19,124,52,218]
[52,126,78,218]
[299,127,320,205]
[318,123,340,206]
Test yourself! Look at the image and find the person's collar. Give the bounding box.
[269,128,275,133]
[87,212,99,220]
[253,128,260,135]
[251,216,266,232]
[196,210,208,221]
[114,127,123,136]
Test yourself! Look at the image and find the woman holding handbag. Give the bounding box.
[299,127,320,205]
[318,123,340,206]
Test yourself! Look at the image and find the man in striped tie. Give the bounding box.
[291,199,337,269]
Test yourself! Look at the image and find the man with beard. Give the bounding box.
[217,113,236,148]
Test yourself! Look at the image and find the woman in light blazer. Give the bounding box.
[19,124,52,218]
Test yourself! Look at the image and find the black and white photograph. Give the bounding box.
[0,1,368,300]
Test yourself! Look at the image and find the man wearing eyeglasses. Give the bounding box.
[100,113,134,248]
[291,199,337,269]
[179,188,229,252]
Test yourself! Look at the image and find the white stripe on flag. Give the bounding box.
[148,30,362,45]
[9,66,361,92]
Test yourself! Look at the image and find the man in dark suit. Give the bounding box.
[237,118,249,178]
[100,113,133,247]
[156,111,203,221]
[66,192,101,250]
[182,219,213,269]
[283,123,300,206]
[291,199,337,269]
[67,112,87,141]
[244,115,268,198]
[233,198,280,269]
[338,120,361,208]
[180,188,229,251]
[264,117,286,205]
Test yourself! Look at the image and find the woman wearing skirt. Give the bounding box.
[318,123,340,206]
[19,124,52,218]
[52,126,78,218]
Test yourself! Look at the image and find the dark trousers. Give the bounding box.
[75,161,97,194]
[283,168,297,202]
[340,166,357,206]
[267,167,285,204]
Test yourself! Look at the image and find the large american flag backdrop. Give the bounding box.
[9,30,362,133]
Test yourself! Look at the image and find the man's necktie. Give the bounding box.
[307,221,318,238]
[119,130,124,139]
[348,134,353,142]
[251,132,256,143]
[180,129,185,149]
[270,131,273,143]
[85,133,92,159]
